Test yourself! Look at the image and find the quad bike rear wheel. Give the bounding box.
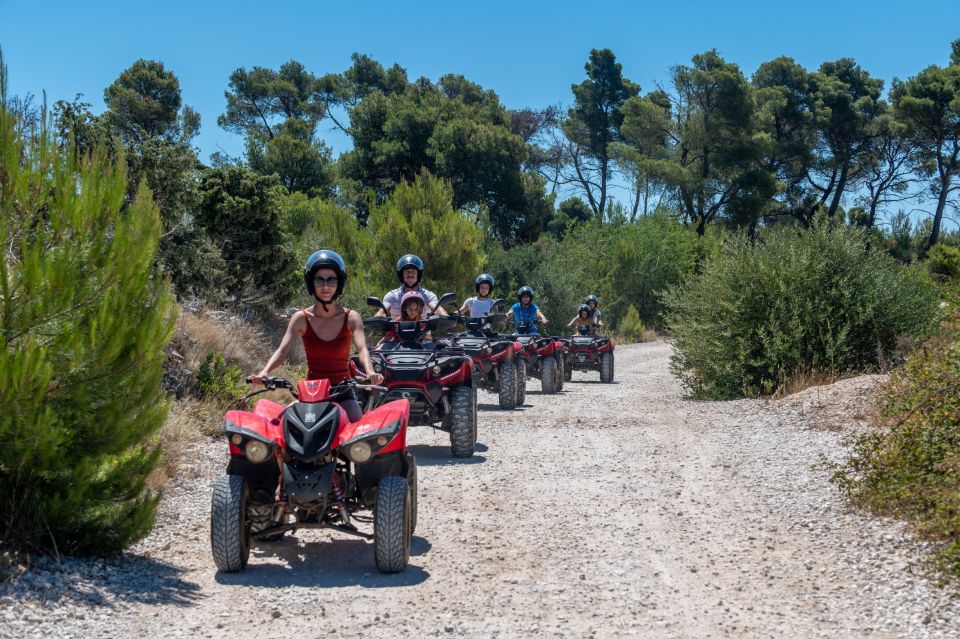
[374,476,411,573]
[514,357,527,406]
[600,351,615,383]
[497,361,517,409]
[540,356,558,394]
[449,385,476,457]
[210,474,251,572]
[563,354,572,381]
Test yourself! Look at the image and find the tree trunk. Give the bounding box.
[827,162,849,218]
[928,177,950,248]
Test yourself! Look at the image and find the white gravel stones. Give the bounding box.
[1,342,957,638]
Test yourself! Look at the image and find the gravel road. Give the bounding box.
[2,341,959,638]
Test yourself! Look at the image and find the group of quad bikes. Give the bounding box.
[210,294,615,575]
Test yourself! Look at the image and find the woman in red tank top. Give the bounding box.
[252,250,383,422]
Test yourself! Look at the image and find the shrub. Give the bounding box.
[927,243,960,282]
[368,174,484,301]
[664,219,940,399]
[0,100,176,553]
[832,301,960,574]
[602,213,702,328]
[617,305,646,343]
[196,351,247,405]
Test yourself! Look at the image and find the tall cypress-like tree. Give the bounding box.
[0,61,176,553]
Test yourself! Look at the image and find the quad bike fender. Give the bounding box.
[253,398,285,422]
[438,360,472,387]
[597,339,615,353]
[337,399,410,456]
[224,409,284,455]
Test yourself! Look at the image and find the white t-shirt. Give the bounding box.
[463,296,496,318]
[382,285,439,318]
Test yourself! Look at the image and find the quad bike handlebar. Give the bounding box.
[243,375,387,401]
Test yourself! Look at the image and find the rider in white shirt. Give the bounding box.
[460,273,497,318]
[377,254,446,318]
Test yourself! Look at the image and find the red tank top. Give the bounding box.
[301,307,352,383]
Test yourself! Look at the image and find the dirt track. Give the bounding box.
[2,341,959,638]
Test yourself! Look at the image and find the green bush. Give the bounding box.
[617,305,646,342]
[664,219,940,399]
[195,351,247,405]
[602,213,704,328]
[0,102,176,553]
[927,243,960,282]
[833,302,960,574]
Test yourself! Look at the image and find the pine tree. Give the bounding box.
[0,58,176,553]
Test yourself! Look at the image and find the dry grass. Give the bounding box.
[173,311,274,374]
[642,329,659,343]
[148,398,223,489]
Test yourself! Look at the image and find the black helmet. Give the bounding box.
[517,286,534,302]
[579,303,591,316]
[585,294,599,306]
[304,249,347,299]
[396,254,424,286]
[475,273,495,294]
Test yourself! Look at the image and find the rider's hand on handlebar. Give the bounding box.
[367,372,385,385]
[248,374,268,386]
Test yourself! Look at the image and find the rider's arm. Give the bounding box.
[377,290,396,317]
[254,312,304,382]
[425,291,448,317]
[350,310,384,385]
[537,310,549,324]
[567,315,577,327]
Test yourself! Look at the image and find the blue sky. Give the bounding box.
[2,0,958,167]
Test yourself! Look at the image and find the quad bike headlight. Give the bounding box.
[348,441,373,463]
[431,365,442,377]
[244,439,271,463]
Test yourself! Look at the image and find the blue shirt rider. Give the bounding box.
[506,286,549,335]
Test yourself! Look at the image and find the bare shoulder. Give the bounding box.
[346,308,363,328]
[288,309,308,333]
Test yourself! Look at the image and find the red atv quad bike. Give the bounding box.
[352,294,477,458]
[563,325,615,383]
[211,376,417,574]
[446,301,521,409]
[513,320,565,398]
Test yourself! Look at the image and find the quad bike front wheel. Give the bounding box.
[406,454,418,534]
[374,476,412,573]
[555,354,565,391]
[600,351,615,383]
[448,385,476,457]
[210,474,251,572]
[497,361,517,409]
[563,355,572,382]
[540,355,558,394]
[514,357,527,406]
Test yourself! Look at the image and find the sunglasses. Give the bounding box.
[313,276,339,288]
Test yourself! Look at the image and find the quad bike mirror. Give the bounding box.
[367,296,389,314]
[491,298,505,310]
[434,292,458,312]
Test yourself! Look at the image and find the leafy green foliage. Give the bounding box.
[562,49,639,217]
[196,166,297,306]
[602,213,704,327]
[892,54,960,248]
[341,72,544,244]
[219,60,334,194]
[833,301,960,573]
[927,243,960,281]
[0,98,176,553]
[617,305,646,342]
[196,351,247,405]
[367,174,484,299]
[665,219,939,398]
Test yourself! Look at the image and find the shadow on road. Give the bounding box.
[214,536,431,588]
[478,403,526,412]
[407,443,487,466]
[10,556,204,608]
